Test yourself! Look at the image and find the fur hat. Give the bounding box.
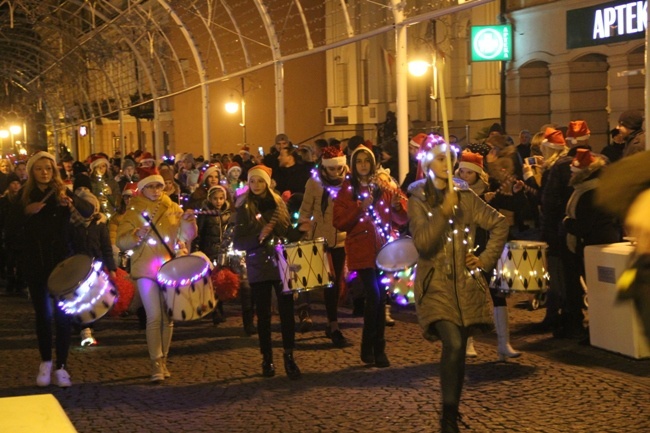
[409,133,428,149]
[619,110,644,130]
[570,148,596,172]
[137,174,164,191]
[350,144,376,166]
[419,134,458,176]
[122,182,138,196]
[566,120,591,144]
[321,146,346,168]
[27,151,57,175]
[458,150,484,174]
[541,128,566,149]
[73,173,92,192]
[248,164,272,186]
[89,154,110,172]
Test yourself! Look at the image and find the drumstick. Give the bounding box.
[39,188,57,203]
[141,212,176,258]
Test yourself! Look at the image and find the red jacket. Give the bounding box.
[333,180,408,270]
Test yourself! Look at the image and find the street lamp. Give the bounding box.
[9,125,21,155]
[225,76,247,144]
[0,129,8,157]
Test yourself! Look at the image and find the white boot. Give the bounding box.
[150,358,165,382]
[385,304,395,327]
[466,336,477,358]
[494,306,521,361]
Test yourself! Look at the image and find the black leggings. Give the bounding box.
[324,247,346,324]
[29,283,72,369]
[251,280,295,354]
[357,268,386,344]
[434,320,469,407]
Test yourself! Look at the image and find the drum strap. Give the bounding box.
[142,212,176,258]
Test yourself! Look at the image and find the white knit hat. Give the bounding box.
[137,174,164,191]
[26,151,57,175]
[247,165,272,186]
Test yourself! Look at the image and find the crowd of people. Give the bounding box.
[0,111,646,433]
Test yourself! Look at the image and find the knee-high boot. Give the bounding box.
[494,306,521,361]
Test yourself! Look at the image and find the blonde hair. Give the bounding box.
[243,184,290,232]
[21,156,66,207]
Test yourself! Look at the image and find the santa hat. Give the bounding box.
[122,182,138,196]
[419,134,458,175]
[458,150,484,174]
[200,164,221,184]
[566,120,591,144]
[137,174,164,191]
[541,128,566,150]
[350,144,376,166]
[409,133,428,149]
[27,151,57,175]
[208,185,228,198]
[248,164,272,186]
[570,148,596,172]
[227,162,242,178]
[89,154,110,172]
[139,152,155,165]
[321,146,346,168]
[238,145,250,155]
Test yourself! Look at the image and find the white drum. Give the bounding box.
[48,255,118,324]
[157,255,216,321]
[376,238,419,305]
[492,240,549,292]
[275,238,334,293]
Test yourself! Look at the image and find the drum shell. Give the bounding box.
[275,238,334,293]
[491,241,549,292]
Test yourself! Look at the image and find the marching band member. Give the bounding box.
[298,145,350,347]
[116,173,197,382]
[232,164,301,379]
[407,136,508,432]
[9,151,95,388]
[333,144,408,368]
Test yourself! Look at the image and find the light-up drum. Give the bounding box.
[157,254,216,321]
[491,240,549,293]
[48,255,118,324]
[376,238,419,305]
[275,238,334,293]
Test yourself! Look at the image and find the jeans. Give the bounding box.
[29,283,71,369]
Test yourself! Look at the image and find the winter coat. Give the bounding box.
[623,129,645,158]
[10,186,95,286]
[298,176,346,249]
[333,179,408,270]
[91,173,120,217]
[69,213,118,272]
[116,193,197,280]
[232,193,289,284]
[407,179,509,341]
[196,201,231,261]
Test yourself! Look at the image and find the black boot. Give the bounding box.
[262,352,275,377]
[283,352,301,380]
[242,310,257,336]
[440,404,459,433]
[374,339,390,368]
[360,329,375,364]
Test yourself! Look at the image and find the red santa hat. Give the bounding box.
[570,148,596,172]
[139,152,155,165]
[409,133,428,149]
[350,144,376,166]
[541,127,566,150]
[566,120,591,144]
[458,150,484,174]
[226,162,241,178]
[321,146,347,168]
[122,182,138,197]
[239,145,250,155]
[248,164,272,186]
[89,154,110,172]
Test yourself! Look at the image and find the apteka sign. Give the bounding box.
[567,0,646,49]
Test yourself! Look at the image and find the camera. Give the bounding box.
[526,157,536,165]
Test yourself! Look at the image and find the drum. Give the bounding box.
[376,238,419,305]
[48,255,118,324]
[157,255,216,321]
[275,238,334,293]
[491,240,549,292]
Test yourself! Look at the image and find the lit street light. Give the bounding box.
[224,77,247,145]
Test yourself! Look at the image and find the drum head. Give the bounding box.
[506,240,547,249]
[376,238,419,272]
[158,255,209,288]
[48,255,93,297]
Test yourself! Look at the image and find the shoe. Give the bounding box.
[80,328,97,347]
[283,353,302,380]
[330,330,349,348]
[374,352,390,368]
[54,368,72,388]
[36,361,52,387]
[262,353,275,378]
[150,359,165,382]
[360,342,374,364]
[466,336,478,358]
[298,309,312,333]
[441,404,460,433]
[385,304,395,327]
[161,357,171,378]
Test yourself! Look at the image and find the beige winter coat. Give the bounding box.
[407,179,509,340]
[298,176,346,249]
[116,194,197,280]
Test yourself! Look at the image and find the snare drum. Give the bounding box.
[157,254,216,321]
[48,255,118,324]
[376,238,419,305]
[491,240,549,292]
[275,238,334,293]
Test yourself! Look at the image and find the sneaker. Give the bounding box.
[330,330,349,348]
[150,359,165,382]
[36,361,52,387]
[80,328,97,347]
[54,368,72,388]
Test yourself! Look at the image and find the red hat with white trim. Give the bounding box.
[248,164,272,186]
[570,148,596,172]
[541,128,566,150]
[458,150,484,174]
[321,146,346,168]
[409,133,428,149]
[566,120,591,144]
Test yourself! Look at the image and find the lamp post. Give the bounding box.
[225,77,247,144]
[0,129,8,157]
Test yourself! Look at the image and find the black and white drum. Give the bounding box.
[491,240,549,293]
[275,238,334,294]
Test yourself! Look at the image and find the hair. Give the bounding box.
[0,158,13,173]
[350,148,378,199]
[22,156,66,207]
[281,145,304,165]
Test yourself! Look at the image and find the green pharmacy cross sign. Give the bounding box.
[471,24,512,62]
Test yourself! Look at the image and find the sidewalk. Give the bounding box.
[0,291,648,433]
